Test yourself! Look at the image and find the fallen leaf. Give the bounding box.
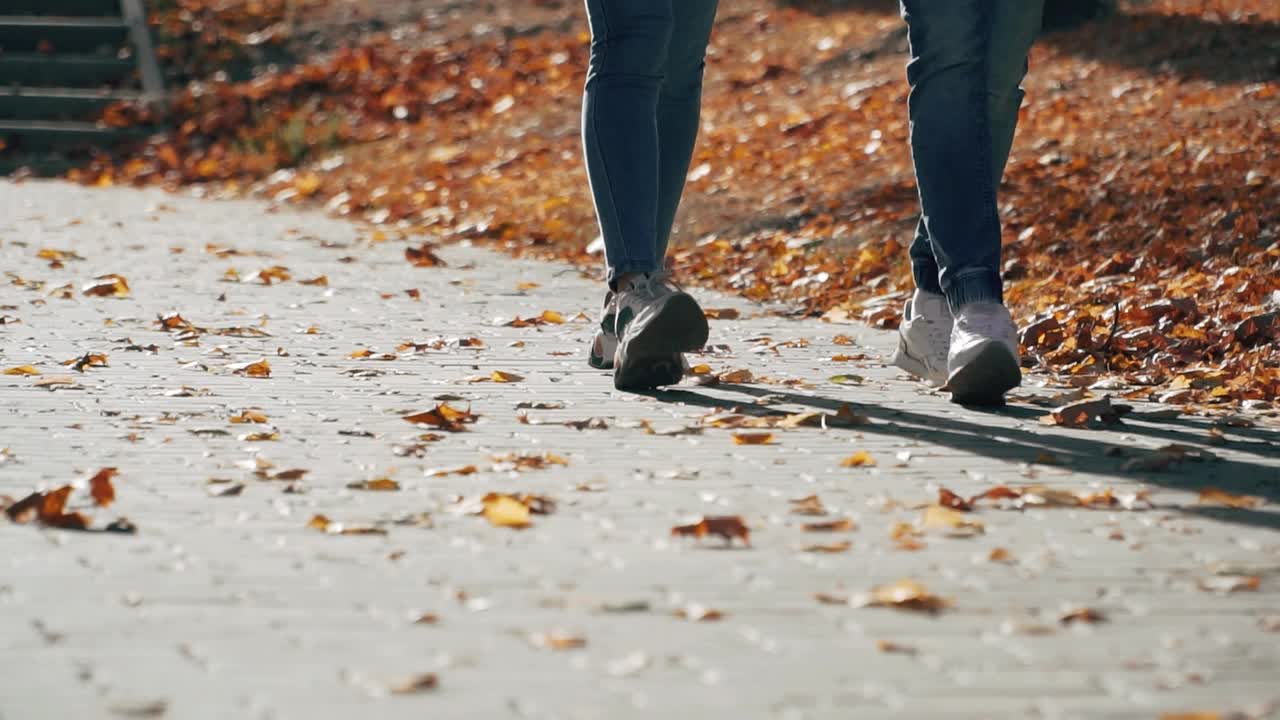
[876,640,917,655]
[347,478,401,491]
[229,410,269,424]
[1196,487,1264,509]
[937,488,973,511]
[920,505,985,536]
[299,275,328,286]
[672,604,725,621]
[307,514,386,535]
[670,515,751,546]
[798,540,852,553]
[482,494,533,528]
[88,467,118,507]
[387,673,439,694]
[1059,607,1106,625]
[801,517,856,532]
[732,432,774,445]
[854,579,949,613]
[788,494,827,516]
[1197,575,1260,594]
[1040,396,1123,427]
[81,274,130,297]
[703,308,740,320]
[228,358,271,378]
[3,365,40,376]
[529,631,586,650]
[403,403,477,431]
[718,368,754,384]
[840,450,876,467]
[489,370,523,383]
[61,352,109,373]
[427,464,479,477]
[209,483,246,497]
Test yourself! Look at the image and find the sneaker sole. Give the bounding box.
[945,343,1021,406]
[613,294,709,391]
[891,342,946,387]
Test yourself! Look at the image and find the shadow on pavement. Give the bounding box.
[645,383,1280,530]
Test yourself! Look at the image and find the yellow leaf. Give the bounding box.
[840,450,876,467]
[491,370,524,383]
[3,365,40,376]
[483,494,532,529]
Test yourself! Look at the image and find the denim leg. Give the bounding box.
[582,0,673,288]
[654,0,718,264]
[987,0,1043,180]
[908,0,1041,301]
[901,0,1003,310]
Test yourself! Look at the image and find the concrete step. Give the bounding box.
[0,150,84,176]
[0,118,149,152]
[0,53,134,87]
[3,0,120,16]
[0,17,130,54]
[0,87,139,120]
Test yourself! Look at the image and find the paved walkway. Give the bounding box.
[1,181,1278,720]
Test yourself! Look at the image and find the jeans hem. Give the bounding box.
[912,263,945,296]
[944,271,1003,311]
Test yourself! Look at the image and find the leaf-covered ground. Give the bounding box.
[78,0,1279,407]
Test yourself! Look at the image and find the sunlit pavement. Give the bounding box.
[1,181,1278,720]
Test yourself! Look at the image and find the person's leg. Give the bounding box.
[653,0,718,264]
[987,0,1044,186]
[900,0,1002,310]
[582,0,673,289]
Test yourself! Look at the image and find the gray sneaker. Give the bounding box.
[612,271,708,390]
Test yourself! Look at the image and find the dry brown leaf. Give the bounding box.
[347,478,401,491]
[306,514,386,536]
[229,410,269,424]
[876,640,917,655]
[937,487,973,511]
[798,540,852,553]
[228,359,271,378]
[387,673,439,694]
[403,403,478,432]
[1197,575,1261,594]
[88,467,118,507]
[788,494,827,516]
[670,515,751,546]
[732,432,774,446]
[703,308,740,320]
[801,517,856,533]
[855,579,949,613]
[1059,607,1107,625]
[528,631,586,650]
[672,604,725,621]
[82,274,130,297]
[1196,487,1264,509]
[920,505,985,536]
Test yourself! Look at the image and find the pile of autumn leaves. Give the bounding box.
[75,0,1279,406]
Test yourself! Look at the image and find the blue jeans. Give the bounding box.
[582,0,718,289]
[901,0,1044,310]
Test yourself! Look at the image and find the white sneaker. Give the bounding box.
[612,271,708,390]
[587,291,618,370]
[891,290,952,386]
[945,302,1021,405]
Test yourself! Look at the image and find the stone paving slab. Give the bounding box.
[0,181,1278,720]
